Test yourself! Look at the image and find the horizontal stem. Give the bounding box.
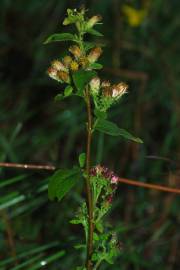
[0,162,180,194]
[0,162,55,171]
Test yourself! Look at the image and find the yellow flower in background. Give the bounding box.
[122,4,147,27]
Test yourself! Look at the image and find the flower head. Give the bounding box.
[89,77,100,95]
[69,45,82,58]
[57,71,70,83]
[63,56,72,67]
[86,15,102,28]
[70,61,79,71]
[101,80,111,88]
[88,47,102,63]
[47,67,58,81]
[79,56,89,68]
[51,60,67,72]
[112,82,128,99]
[90,165,119,186]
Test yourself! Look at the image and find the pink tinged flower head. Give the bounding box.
[111,175,119,184]
[89,77,100,95]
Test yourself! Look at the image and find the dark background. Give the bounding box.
[0,0,179,269]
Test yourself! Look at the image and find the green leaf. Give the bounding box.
[78,153,86,168]
[84,42,96,51]
[54,94,64,102]
[94,109,107,119]
[64,85,73,96]
[74,244,86,250]
[44,33,76,44]
[48,167,82,201]
[89,63,103,70]
[72,70,97,95]
[94,119,143,143]
[86,28,103,37]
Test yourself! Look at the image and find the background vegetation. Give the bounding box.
[0,0,179,269]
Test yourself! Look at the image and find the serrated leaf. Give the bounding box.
[89,63,103,69]
[44,33,76,44]
[86,28,103,37]
[94,119,143,143]
[72,70,97,95]
[48,167,82,201]
[64,85,73,96]
[78,153,86,168]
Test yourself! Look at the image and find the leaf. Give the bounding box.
[94,119,143,143]
[74,244,86,250]
[48,167,82,201]
[86,28,103,37]
[84,42,96,51]
[64,85,73,97]
[44,33,76,44]
[54,94,64,102]
[78,153,86,168]
[89,63,103,69]
[72,70,97,95]
[94,109,107,120]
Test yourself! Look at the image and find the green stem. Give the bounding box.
[94,258,103,270]
[85,87,94,270]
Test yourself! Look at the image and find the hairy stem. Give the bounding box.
[85,87,94,270]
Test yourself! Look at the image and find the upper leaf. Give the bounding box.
[72,70,97,95]
[44,33,76,44]
[48,167,82,201]
[86,28,103,37]
[94,119,143,143]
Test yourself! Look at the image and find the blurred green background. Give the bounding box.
[0,0,179,269]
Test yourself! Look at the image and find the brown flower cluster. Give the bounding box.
[89,77,128,100]
[47,46,103,83]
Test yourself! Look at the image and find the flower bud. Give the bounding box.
[86,15,102,28]
[112,82,128,99]
[89,77,100,95]
[87,47,102,63]
[51,60,66,71]
[63,56,72,67]
[70,61,79,71]
[69,45,82,58]
[57,71,70,83]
